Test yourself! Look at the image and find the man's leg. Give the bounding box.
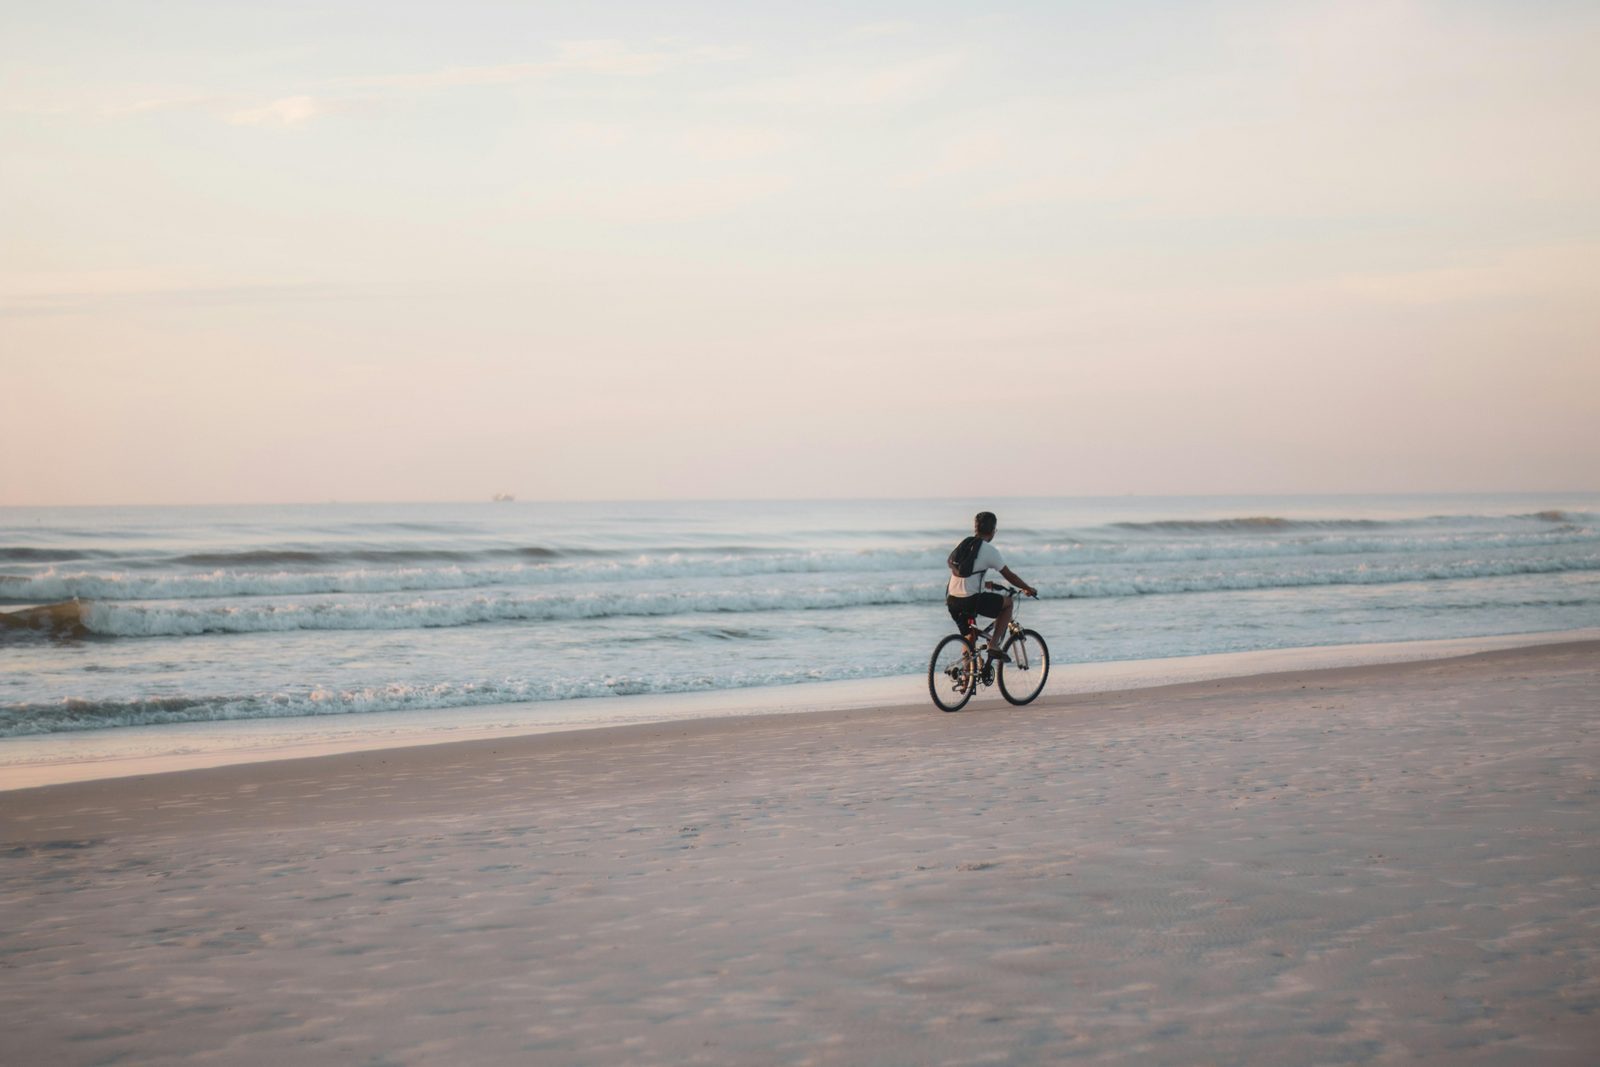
[989,595,1013,660]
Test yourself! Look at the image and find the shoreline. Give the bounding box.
[4,637,1597,1064]
[4,626,1598,792]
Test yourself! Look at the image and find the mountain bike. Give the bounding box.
[928,584,1050,712]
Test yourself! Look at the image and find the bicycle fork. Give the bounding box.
[1006,623,1030,670]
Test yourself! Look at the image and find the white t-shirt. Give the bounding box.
[947,540,1007,598]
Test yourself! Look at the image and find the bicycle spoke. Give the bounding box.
[928,634,975,711]
[998,629,1050,706]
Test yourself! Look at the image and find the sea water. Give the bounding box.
[2,494,1597,741]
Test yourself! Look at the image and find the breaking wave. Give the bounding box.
[1113,516,1382,532]
[1114,512,1596,533]
[0,663,906,737]
[173,545,575,566]
[7,552,1596,640]
[4,526,1595,604]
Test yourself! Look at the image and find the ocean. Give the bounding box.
[3,494,1598,742]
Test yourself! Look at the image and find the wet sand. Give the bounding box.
[3,640,1598,1064]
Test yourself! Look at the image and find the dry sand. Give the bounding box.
[2,640,1598,1065]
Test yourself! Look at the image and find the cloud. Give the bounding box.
[228,95,324,127]
[101,94,217,118]
[3,87,216,119]
[539,119,793,162]
[0,270,352,316]
[9,37,745,128]
[674,124,794,162]
[1334,243,1600,306]
[551,38,738,77]
[549,120,634,150]
[917,1,1600,224]
[521,173,790,224]
[338,39,744,91]
[719,52,967,112]
[847,21,916,40]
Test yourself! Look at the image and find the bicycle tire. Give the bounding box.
[998,629,1049,705]
[928,633,976,712]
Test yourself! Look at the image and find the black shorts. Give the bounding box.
[947,591,1005,630]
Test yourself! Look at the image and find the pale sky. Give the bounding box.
[3,0,1597,505]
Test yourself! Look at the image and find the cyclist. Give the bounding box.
[946,511,1037,663]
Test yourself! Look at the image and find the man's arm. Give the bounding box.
[999,566,1036,598]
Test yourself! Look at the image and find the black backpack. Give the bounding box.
[947,535,985,578]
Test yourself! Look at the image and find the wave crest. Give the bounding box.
[1114,516,1385,532]
[10,551,1593,640]
[0,664,906,736]
[11,526,1597,605]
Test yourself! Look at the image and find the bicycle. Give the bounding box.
[927,584,1050,712]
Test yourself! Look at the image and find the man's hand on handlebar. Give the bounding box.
[986,581,1039,598]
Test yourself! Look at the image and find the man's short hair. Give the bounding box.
[974,511,997,536]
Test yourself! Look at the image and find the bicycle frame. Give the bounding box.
[960,586,1032,669]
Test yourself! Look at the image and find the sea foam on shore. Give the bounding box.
[4,628,1595,791]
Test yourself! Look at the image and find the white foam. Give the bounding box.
[48,552,1596,637]
[5,521,1594,603]
[4,628,1594,791]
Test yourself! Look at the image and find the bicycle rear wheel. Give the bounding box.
[998,629,1049,705]
[928,634,976,712]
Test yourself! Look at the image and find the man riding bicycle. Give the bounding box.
[946,511,1037,664]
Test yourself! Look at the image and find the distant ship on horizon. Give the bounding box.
[491,492,515,502]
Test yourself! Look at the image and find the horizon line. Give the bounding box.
[4,488,1598,510]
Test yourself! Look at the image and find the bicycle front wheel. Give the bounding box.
[928,634,976,712]
[998,629,1050,705]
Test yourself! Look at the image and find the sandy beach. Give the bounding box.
[3,639,1598,1065]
